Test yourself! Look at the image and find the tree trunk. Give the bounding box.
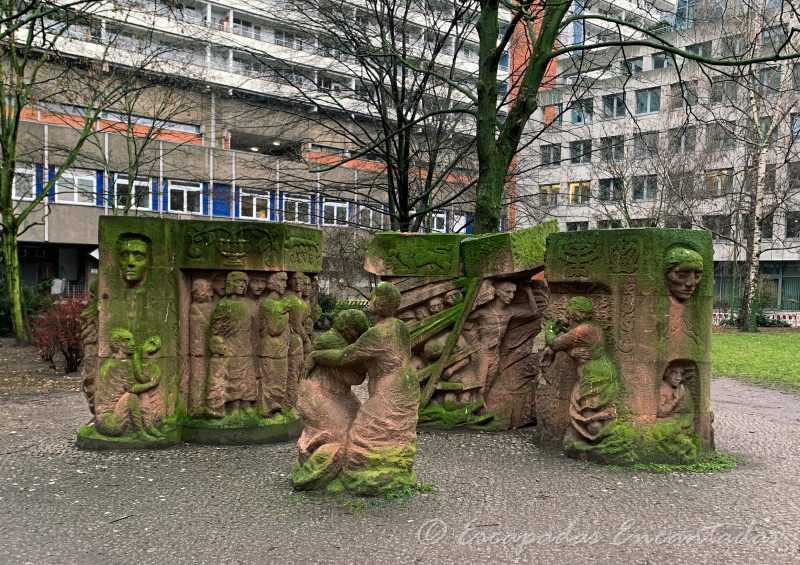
[2,229,29,342]
[739,151,768,332]
[474,155,507,233]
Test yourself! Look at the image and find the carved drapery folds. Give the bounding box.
[78,217,321,449]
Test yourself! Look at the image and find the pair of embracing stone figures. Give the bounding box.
[292,282,419,494]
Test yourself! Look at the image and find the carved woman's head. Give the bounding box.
[368,282,402,318]
[115,234,151,287]
[664,246,704,303]
[226,271,249,296]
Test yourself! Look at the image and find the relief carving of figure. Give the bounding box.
[305,282,419,493]
[462,280,542,399]
[80,280,99,413]
[664,246,704,356]
[543,297,619,443]
[285,272,311,406]
[206,271,258,417]
[292,309,369,490]
[657,360,696,418]
[258,297,291,415]
[211,272,227,301]
[188,278,215,415]
[116,234,151,288]
[444,289,463,308]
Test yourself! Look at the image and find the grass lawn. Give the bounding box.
[712,328,800,391]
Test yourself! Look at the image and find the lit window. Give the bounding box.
[12,164,35,201]
[323,200,348,226]
[283,194,310,223]
[55,169,95,205]
[167,181,202,214]
[568,181,590,205]
[705,169,734,196]
[114,176,150,210]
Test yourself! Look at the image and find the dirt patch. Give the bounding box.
[0,337,81,396]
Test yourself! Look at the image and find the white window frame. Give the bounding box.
[239,191,271,220]
[632,175,657,201]
[602,93,625,118]
[12,164,36,201]
[635,87,661,115]
[54,168,95,205]
[322,200,349,226]
[114,175,151,211]
[168,180,203,215]
[284,194,311,224]
[358,205,384,229]
[430,212,447,233]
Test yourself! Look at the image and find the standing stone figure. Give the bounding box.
[306,282,419,494]
[206,271,257,417]
[285,272,311,407]
[258,297,291,415]
[664,246,704,359]
[80,280,99,413]
[188,278,215,415]
[543,297,619,443]
[292,309,369,490]
[136,336,165,435]
[657,361,696,418]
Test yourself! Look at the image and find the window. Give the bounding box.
[12,164,35,200]
[652,52,674,70]
[569,140,592,164]
[670,81,697,108]
[539,183,559,206]
[600,136,624,162]
[599,178,623,201]
[497,81,509,98]
[702,214,732,239]
[707,121,736,149]
[566,221,588,231]
[761,26,788,52]
[430,212,447,233]
[543,103,563,125]
[630,218,657,227]
[317,75,332,92]
[790,162,800,190]
[498,51,510,71]
[670,126,696,153]
[284,194,311,223]
[568,181,590,205]
[686,41,711,57]
[323,200,348,225]
[598,219,623,229]
[705,168,734,196]
[710,77,737,103]
[786,211,800,239]
[274,30,302,50]
[602,93,625,118]
[632,175,657,200]
[793,64,800,89]
[759,66,782,96]
[540,144,561,167]
[114,176,150,210]
[359,206,384,229]
[761,213,774,240]
[792,114,800,141]
[55,169,95,205]
[622,56,643,75]
[570,98,593,124]
[635,88,660,114]
[459,42,479,63]
[721,34,746,59]
[634,132,659,158]
[240,192,271,220]
[665,216,692,229]
[168,181,202,214]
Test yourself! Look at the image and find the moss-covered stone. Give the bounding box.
[462,220,558,278]
[75,420,182,450]
[334,444,418,496]
[418,401,505,430]
[180,408,303,445]
[364,232,466,276]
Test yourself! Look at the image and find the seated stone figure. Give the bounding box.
[292,309,369,490]
[657,360,696,419]
[544,296,619,443]
[305,282,419,495]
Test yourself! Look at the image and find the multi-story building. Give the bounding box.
[12,0,492,293]
[516,2,800,314]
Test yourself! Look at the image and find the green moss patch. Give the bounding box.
[462,221,557,278]
[418,400,505,431]
[76,420,181,450]
[335,444,418,496]
[181,407,298,429]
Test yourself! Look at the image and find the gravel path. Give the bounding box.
[0,378,798,564]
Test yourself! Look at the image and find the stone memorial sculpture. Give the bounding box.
[292,309,369,490]
[303,282,419,495]
[362,225,556,431]
[537,228,714,465]
[80,280,99,414]
[78,217,322,449]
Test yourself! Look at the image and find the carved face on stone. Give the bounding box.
[267,272,288,295]
[249,275,267,297]
[494,282,517,305]
[664,247,704,303]
[226,271,249,296]
[109,328,135,357]
[142,335,162,357]
[192,279,214,303]
[566,296,593,325]
[368,282,401,318]
[444,290,463,307]
[665,362,696,387]
[288,272,306,295]
[428,296,445,314]
[115,235,151,286]
[212,273,227,297]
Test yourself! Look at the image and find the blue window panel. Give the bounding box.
[212,184,231,217]
[202,182,210,216]
[465,212,474,234]
[161,180,169,213]
[269,190,277,222]
[47,166,56,199]
[277,191,284,223]
[234,187,240,218]
[151,179,159,210]
[34,164,44,196]
[310,194,317,225]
